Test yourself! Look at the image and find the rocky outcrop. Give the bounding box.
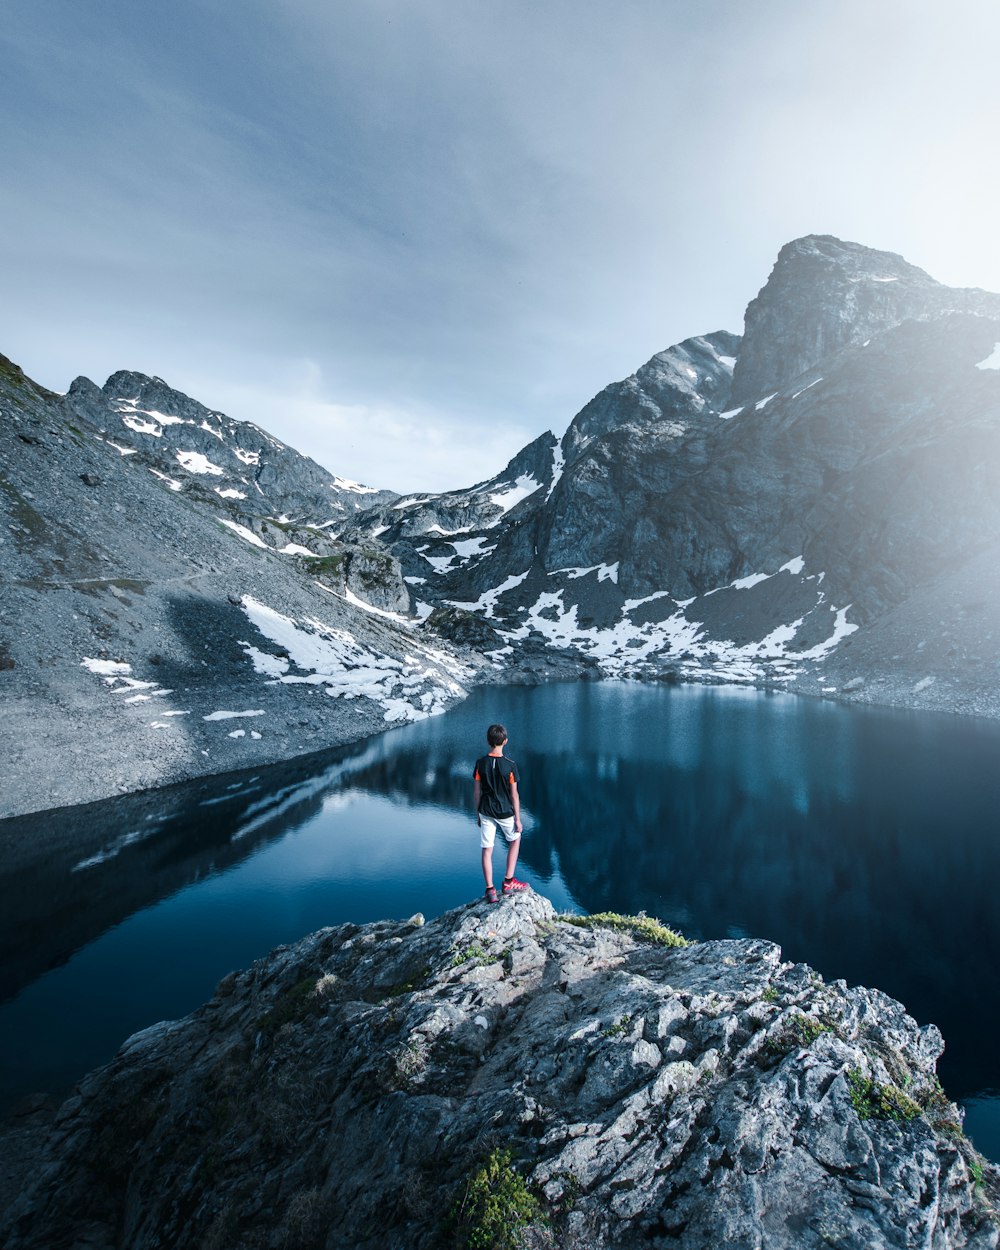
[63,370,398,524]
[729,235,1000,406]
[3,892,996,1249]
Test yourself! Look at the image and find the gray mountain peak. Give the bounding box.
[562,329,741,463]
[729,233,1000,405]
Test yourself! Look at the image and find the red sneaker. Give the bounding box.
[501,877,529,894]
[484,886,499,903]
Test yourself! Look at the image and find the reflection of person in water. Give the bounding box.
[473,723,527,902]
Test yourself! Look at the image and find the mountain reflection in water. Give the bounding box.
[1,681,998,1160]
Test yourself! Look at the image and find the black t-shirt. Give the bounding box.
[474,754,519,819]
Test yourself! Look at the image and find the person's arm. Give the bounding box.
[473,776,482,825]
[510,777,522,833]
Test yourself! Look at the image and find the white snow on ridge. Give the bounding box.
[718,355,737,369]
[755,393,778,411]
[337,585,414,626]
[623,590,673,612]
[731,572,771,590]
[233,448,261,466]
[176,450,225,476]
[215,487,247,500]
[148,468,183,491]
[101,438,138,456]
[122,414,163,437]
[780,556,805,575]
[446,569,531,619]
[551,562,620,585]
[546,442,565,502]
[975,342,1000,371]
[218,518,269,549]
[790,378,823,400]
[332,475,379,494]
[512,581,857,681]
[487,474,540,515]
[239,596,466,723]
[718,407,743,420]
[450,536,496,560]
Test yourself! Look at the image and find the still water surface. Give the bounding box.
[1,682,998,1158]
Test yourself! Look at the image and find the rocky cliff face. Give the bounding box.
[346,236,1000,712]
[63,369,398,524]
[729,235,1000,405]
[0,355,487,819]
[3,892,996,1249]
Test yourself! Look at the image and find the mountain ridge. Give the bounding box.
[5,233,1000,819]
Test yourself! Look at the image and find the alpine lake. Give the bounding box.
[2,680,999,1162]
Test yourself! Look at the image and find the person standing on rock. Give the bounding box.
[473,723,528,902]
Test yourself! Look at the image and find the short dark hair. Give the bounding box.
[486,723,507,747]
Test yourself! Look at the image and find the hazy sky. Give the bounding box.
[2,1,999,492]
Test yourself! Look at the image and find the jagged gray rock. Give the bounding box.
[2,892,996,1249]
[345,236,1000,710]
[0,354,488,819]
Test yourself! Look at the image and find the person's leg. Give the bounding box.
[481,845,495,889]
[503,835,520,882]
[480,817,498,894]
[499,820,528,891]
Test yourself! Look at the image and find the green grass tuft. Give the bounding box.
[847,1069,922,1123]
[561,911,689,947]
[448,1148,545,1250]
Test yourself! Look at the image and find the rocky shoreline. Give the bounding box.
[2,891,997,1249]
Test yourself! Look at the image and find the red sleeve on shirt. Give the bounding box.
[474,768,480,781]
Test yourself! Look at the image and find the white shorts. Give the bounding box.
[479,814,520,850]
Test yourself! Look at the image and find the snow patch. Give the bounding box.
[718,407,743,420]
[731,572,771,590]
[204,709,265,721]
[176,451,225,476]
[81,658,132,677]
[332,475,379,494]
[553,563,619,584]
[450,536,496,560]
[487,474,540,515]
[446,570,531,619]
[218,519,270,550]
[239,595,467,723]
[755,393,778,410]
[148,468,183,491]
[546,441,565,501]
[215,487,247,500]
[975,343,1000,371]
[233,448,261,466]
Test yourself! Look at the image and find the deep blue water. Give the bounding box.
[1,681,999,1160]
